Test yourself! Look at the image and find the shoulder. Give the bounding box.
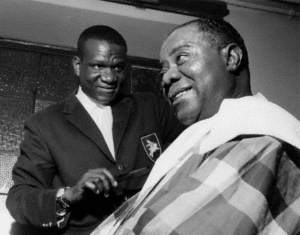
[219,135,284,157]
[130,92,169,108]
[115,92,167,109]
[131,92,161,102]
[203,135,285,172]
[25,98,68,127]
[241,135,282,146]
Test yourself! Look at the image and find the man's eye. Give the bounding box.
[176,54,188,65]
[90,64,102,70]
[113,65,125,72]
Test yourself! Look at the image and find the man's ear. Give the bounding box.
[72,56,81,77]
[221,43,243,73]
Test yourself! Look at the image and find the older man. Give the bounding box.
[92,17,300,235]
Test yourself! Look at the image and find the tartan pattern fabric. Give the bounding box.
[92,94,300,235]
[93,136,300,235]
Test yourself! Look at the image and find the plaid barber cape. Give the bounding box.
[92,137,300,235]
[92,94,300,235]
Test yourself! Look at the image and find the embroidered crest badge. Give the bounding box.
[141,133,162,162]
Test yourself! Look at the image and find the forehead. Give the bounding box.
[160,25,209,58]
[83,39,126,57]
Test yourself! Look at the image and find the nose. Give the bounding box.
[100,68,116,83]
[162,66,181,87]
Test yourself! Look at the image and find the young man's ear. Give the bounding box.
[221,43,243,73]
[72,56,81,77]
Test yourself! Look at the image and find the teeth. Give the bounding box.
[174,90,189,99]
[169,88,191,101]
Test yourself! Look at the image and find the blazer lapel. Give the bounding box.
[112,96,133,158]
[63,95,115,162]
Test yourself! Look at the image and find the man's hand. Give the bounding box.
[64,168,118,204]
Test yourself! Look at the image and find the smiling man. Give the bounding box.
[6,25,184,235]
[92,17,300,235]
[160,18,251,125]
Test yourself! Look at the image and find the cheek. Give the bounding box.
[181,59,206,78]
[79,67,93,79]
[189,61,203,73]
[188,55,221,79]
[117,73,126,83]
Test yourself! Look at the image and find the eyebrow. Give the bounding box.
[88,57,126,64]
[160,44,191,65]
[169,44,192,57]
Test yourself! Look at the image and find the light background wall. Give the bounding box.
[0,0,299,118]
[226,5,300,118]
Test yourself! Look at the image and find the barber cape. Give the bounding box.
[92,94,300,235]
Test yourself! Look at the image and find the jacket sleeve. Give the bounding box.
[6,119,61,228]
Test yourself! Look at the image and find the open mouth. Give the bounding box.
[169,87,192,102]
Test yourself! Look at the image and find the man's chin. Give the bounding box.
[94,95,115,106]
[174,101,198,126]
[176,111,197,126]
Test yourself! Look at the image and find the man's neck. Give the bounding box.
[231,70,252,99]
[77,86,109,109]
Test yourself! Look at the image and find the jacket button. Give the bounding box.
[117,164,124,171]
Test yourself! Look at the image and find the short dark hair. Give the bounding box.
[77,25,127,58]
[173,17,249,74]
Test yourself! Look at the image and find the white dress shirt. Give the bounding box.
[76,87,115,159]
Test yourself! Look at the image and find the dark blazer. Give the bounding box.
[6,92,184,235]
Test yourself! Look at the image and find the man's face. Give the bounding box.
[160,25,234,125]
[74,39,127,105]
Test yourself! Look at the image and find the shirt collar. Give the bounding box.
[76,86,109,113]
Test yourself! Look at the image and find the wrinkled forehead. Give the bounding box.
[160,25,205,60]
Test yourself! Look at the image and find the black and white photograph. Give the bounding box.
[0,0,299,234]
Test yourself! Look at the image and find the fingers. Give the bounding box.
[82,168,118,196]
[95,174,108,195]
[101,169,118,187]
[84,180,101,193]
